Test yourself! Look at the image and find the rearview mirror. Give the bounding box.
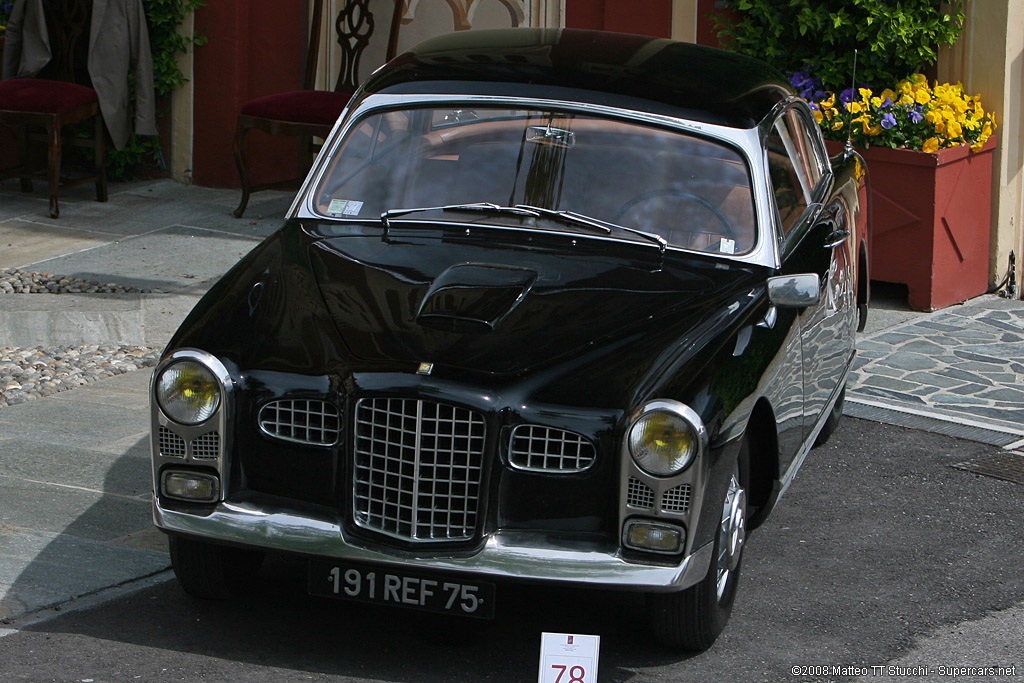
[767,273,820,308]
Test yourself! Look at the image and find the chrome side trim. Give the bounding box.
[154,500,714,592]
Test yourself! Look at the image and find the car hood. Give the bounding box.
[309,230,762,376]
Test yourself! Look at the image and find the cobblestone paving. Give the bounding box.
[849,297,1024,432]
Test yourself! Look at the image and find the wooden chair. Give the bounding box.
[0,0,107,219]
[232,0,403,218]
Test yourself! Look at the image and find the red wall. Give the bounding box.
[565,0,671,38]
[191,2,308,188]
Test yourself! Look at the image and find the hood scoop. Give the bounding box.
[415,263,537,333]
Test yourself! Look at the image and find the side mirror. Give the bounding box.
[767,273,820,308]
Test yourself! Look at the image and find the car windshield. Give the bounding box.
[312,107,757,255]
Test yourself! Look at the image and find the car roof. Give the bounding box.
[360,28,793,130]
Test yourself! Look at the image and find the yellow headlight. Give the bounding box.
[156,360,221,425]
[628,410,698,476]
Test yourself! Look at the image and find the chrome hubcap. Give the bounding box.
[716,471,746,601]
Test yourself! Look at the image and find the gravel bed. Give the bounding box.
[0,345,161,409]
[0,268,159,294]
[0,269,162,409]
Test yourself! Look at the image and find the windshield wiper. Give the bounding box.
[514,205,668,253]
[380,202,539,228]
[380,202,667,253]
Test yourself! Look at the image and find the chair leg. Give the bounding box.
[47,121,62,219]
[233,122,252,218]
[17,125,32,193]
[94,114,108,202]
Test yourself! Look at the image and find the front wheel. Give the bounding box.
[647,442,748,650]
[168,535,264,600]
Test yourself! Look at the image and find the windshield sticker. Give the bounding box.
[328,199,364,217]
[719,238,736,255]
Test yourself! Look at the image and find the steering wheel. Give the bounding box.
[613,189,736,242]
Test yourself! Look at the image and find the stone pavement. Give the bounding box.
[0,177,1023,631]
[848,294,1024,448]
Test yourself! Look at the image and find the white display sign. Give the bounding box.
[538,632,600,683]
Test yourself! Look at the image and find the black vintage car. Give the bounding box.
[151,28,869,650]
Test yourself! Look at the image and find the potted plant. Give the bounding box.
[717,1,1000,311]
[795,71,998,311]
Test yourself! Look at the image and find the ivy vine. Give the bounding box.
[715,0,965,91]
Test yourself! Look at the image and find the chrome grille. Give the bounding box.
[158,426,186,459]
[626,477,654,509]
[353,398,486,542]
[191,431,220,461]
[259,399,341,446]
[661,484,692,513]
[508,425,595,473]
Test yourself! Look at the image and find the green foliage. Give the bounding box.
[106,0,207,180]
[717,0,965,91]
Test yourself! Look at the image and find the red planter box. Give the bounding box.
[828,137,996,311]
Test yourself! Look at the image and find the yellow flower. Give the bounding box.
[911,73,928,85]
[881,88,898,102]
[899,93,915,106]
[914,88,932,105]
[923,137,940,153]
[847,101,864,114]
[831,119,844,131]
[813,109,824,124]
[947,120,963,138]
[858,87,873,101]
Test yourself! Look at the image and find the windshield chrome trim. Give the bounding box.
[294,93,779,269]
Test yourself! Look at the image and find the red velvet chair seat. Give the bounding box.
[0,79,99,113]
[239,90,355,127]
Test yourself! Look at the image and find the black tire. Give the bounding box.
[814,386,846,447]
[168,535,264,600]
[648,440,748,651]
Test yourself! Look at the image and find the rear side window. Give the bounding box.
[766,109,824,237]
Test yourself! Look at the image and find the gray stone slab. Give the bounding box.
[897,340,950,355]
[29,225,259,293]
[0,438,149,497]
[877,352,939,372]
[902,371,964,389]
[0,476,150,540]
[949,382,990,396]
[931,393,988,405]
[0,527,168,619]
[978,387,1024,402]
[852,385,926,404]
[0,293,143,346]
[44,367,152,411]
[0,398,148,451]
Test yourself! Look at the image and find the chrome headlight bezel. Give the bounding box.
[153,350,231,426]
[626,400,706,477]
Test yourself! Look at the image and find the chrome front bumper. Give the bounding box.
[154,500,713,593]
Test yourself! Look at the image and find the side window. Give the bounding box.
[766,108,824,237]
[766,121,808,236]
[785,109,824,190]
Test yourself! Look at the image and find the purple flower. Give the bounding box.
[909,107,924,124]
[790,71,812,90]
[881,113,897,130]
[880,97,893,109]
[839,88,856,104]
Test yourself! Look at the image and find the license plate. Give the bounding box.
[308,560,496,619]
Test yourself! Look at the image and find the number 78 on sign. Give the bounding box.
[538,632,600,683]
